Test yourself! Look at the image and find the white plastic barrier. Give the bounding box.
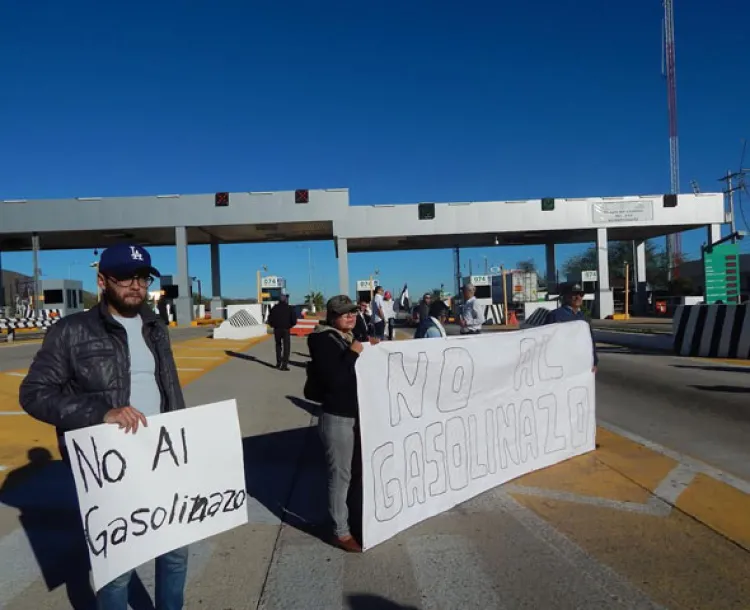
[213,304,268,340]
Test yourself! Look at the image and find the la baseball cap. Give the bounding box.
[99,244,161,279]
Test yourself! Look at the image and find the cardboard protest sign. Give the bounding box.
[64,399,247,591]
[356,321,596,550]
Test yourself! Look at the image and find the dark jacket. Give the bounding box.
[543,306,599,366]
[307,323,359,419]
[19,299,186,457]
[267,302,298,331]
[353,311,370,343]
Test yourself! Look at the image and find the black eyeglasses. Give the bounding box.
[107,276,155,288]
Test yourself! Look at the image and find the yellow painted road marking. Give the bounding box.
[694,357,750,367]
[513,493,750,609]
[514,452,655,504]
[0,334,269,486]
[594,427,679,493]
[676,473,750,552]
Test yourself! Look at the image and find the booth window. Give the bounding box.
[44,289,63,304]
[475,285,491,299]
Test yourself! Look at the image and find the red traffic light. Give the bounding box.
[215,192,229,206]
[295,189,309,204]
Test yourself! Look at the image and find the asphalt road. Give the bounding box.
[401,323,750,479]
[1,330,749,609]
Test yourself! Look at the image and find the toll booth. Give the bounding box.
[356,279,379,303]
[260,276,287,303]
[39,279,85,317]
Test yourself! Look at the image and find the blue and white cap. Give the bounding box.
[98,244,161,278]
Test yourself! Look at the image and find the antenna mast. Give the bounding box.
[663,0,681,278]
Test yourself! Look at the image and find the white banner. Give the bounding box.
[64,399,248,591]
[356,321,596,550]
[591,200,654,224]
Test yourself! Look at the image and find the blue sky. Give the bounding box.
[1,0,748,302]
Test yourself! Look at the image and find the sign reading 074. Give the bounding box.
[261,276,285,289]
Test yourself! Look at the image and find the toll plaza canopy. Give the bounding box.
[0,189,726,322]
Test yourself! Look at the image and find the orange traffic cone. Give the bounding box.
[508,310,519,326]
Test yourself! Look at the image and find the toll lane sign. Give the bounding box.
[704,242,740,304]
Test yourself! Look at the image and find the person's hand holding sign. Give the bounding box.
[104,406,147,433]
[350,340,364,354]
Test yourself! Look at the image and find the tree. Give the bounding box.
[306,291,325,312]
[516,259,536,274]
[562,240,669,289]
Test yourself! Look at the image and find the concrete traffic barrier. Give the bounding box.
[593,330,674,352]
[520,308,551,329]
[673,303,750,359]
[213,304,268,340]
[291,318,320,336]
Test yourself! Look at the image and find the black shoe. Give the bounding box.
[281,364,290,371]
[276,363,282,369]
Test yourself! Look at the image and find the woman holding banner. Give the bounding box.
[307,295,373,553]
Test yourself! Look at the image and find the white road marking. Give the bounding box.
[502,484,671,517]
[3,372,26,377]
[496,491,665,609]
[652,463,696,505]
[0,412,27,416]
[177,367,204,372]
[407,534,503,610]
[599,420,750,494]
[0,465,7,471]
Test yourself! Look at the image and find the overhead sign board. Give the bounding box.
[591,200,654,225]
[581,270,598,283]
[261,276,285,289]
[357,279,380,291]
[704,242,740,304]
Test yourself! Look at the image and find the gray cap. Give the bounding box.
[326,295,358,316]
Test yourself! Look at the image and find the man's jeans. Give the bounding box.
[319,413,359,538]
[96,546,189,610]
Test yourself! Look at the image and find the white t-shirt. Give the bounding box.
[113,314,162,417]
[382,299,395,321]
[372,294,385,324]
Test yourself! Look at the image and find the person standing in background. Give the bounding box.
[459,283,484,334]
[415,300,450,339]
[542,282,598,373]
[370,285,386,340]
[267,294,298,370]
[353,298,371,343]
[382,290,396,340]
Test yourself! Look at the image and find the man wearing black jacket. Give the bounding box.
[19,243,188,610]
[353,299,371,343]
[267,294,298,370]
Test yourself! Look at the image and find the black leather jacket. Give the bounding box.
[19,299,185,455]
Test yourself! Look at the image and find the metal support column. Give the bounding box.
[545,244,556,293]
[174,226,193,326]
[209,238,224,319]
[594,228,614,319]
[634,240,648,315]
[32,233,41,316]
[336,237,349,296]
